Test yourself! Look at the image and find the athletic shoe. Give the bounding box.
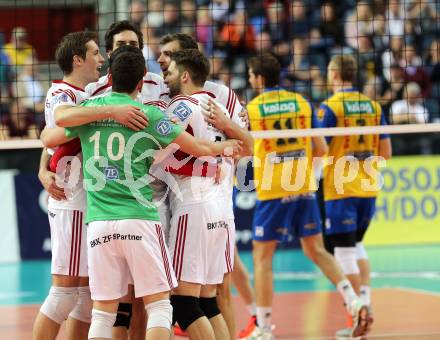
[238,316,257,339]
[174,324,188,337]
[349,300,373,337]
[335,327,361,339]
[242,326,275,340]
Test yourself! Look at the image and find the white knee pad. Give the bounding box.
[145,299,173,330]
[69,286,93,323]
[88,309,117,340]
[40,286,78,324]
[334,247,360,275]
[356,242,369,260]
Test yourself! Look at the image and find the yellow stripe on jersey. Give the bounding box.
[247,88,316,200]
[320,90,384,201]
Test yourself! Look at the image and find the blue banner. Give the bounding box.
[14,173,51,260]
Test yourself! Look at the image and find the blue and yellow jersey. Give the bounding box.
[247,88,318,200]
[319,88,390,201]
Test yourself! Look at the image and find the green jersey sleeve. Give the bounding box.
[65,126,79,138]
[145,107,183,147]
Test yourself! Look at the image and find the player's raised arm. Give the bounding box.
[38,147,66,200]
[40,126,74,148]
[379,138,392,160]
[172,131,243,157]
[55,104,148,131]
[201,98,253,156]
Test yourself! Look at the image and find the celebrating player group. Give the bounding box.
[35,19,391,340]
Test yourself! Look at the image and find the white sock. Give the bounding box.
[256,306,272,330]
[247,302,257,317]
[336,279,358,307]
[360,285,371,306]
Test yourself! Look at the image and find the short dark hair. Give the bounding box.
[55,31,98,75]
[247,53,281,87]
[104,20,143,52]
[171,49,210,86]
[159,33,198,50]
[109,45,145,93]
[329,55,357,83]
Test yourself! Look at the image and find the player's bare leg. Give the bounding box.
[172,281,215,340]
[32,274,81,340]
[216,273,235,339]
[356,242,371,306]
[301,234,371,337]
[142,292,172,340]
[32,311,61,340]
[300,233,349,285]
[89,299,119,340]
[113,325,128,340]
[65,276,91,340]
[112,286,134,340]
[252,240,277,334]
[128,297,146,340]
[202,284,229,340]
[232,247,257,338]
[300,233,364,306]
[232,248,255,308]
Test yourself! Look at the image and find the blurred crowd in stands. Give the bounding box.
[0,0,439,154]
[0,26,44,140]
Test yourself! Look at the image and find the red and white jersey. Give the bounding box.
[44,80,89,211]
[162,82,245,217]
[166,88,246,218]
[199,82,246,219]
[85,72,169,110]
[165,93,224,208]
[202,81,243,120]
[45,80,89,128]
[162,80,243,118]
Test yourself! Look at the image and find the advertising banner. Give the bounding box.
[0,170,20,263]
[14,173,51,259]
[365,156,440,245]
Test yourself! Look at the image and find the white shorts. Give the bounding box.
[48,208,88,277]
[169,201,228,285]
[87,219,177,301]
[151,179,172,244]
[157,197,172,245]
[224,217,235,274]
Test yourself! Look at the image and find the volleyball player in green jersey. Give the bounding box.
[44,46,241,340]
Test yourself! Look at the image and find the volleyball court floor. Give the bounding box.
[1,245,439,339]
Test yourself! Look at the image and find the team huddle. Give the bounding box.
[34,19,391,340]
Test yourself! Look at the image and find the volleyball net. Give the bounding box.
[0,0,439,157]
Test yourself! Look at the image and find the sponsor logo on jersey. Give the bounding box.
[173,102,192,121]
[255,226,264,237]
[53,92,69,105]
[156,119,172,136]
[104,166,119,180]
[343,101,374,115]
[259,99,299,117]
